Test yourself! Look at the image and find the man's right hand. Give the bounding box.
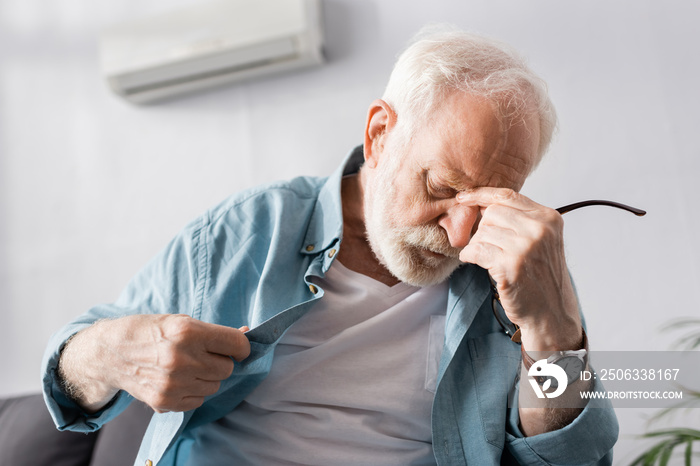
[57,314,251,414]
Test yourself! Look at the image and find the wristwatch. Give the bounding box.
[521,329,588,389]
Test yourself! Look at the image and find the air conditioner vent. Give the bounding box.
[100,0,324,104]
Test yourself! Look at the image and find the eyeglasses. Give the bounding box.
[491,200,646,342]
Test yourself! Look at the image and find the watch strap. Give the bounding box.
[521,328,588,370]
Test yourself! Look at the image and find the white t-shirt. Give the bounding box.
[188,260,448,465]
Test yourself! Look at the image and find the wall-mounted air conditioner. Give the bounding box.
[99,0,324,104]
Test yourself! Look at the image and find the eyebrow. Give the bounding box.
[429,166,473,192]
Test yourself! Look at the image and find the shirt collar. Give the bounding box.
[300,145,364,255]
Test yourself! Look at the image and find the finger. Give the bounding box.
[456,187,538,211]
[133,377,222,413]
[173,378,222,398]
[469,222,522,250]
[199,322,251,361]
[171,379,223,411]
[479,206,557,246]
[153,395,207,413]
[192,353,235,381]
[175,396,209,412]
[476,204,522,231]
[459,237,503,269]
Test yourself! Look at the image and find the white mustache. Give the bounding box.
[398,224,462,259]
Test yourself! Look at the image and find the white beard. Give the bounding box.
[363,155,463,287]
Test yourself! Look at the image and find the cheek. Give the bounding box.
[403,198,453,227]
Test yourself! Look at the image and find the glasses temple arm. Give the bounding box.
[556,200,646,216]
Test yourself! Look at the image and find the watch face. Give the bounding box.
[538,355,586,390]
[559,356,586,375]
[558,355,586,386]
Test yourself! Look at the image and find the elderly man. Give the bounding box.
[44,25,618,465]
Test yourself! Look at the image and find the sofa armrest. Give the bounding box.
[0,393,97,466]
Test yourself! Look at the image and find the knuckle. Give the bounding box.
[474,241,490,256]
[207,381,222,396]
[223,359,235,378]
[495,188,518,202]
[158,349,184,372]
[482,203,506,222]
[480,204,495,219]
[531,222,548,241]
[209,358,234,380]
[552,210,565,230]
[148,391,173,412]
[182,398,206,411]
[232,332,252,361]
[157,374,180,394]
[239,339,252,360]
[542,218,563,241]
[543,206,564,229]
[164,315,196,342]
[526,214,558,242]
[463,242,489,265]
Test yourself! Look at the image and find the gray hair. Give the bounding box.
[382,24,557,163]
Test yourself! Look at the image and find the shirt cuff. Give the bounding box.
[41,323,134,432]
[505,376,619,465]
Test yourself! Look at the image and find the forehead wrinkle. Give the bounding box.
[482,141,534,189]
[476,105,537,189]
[417,92,536,192]
[427,131,532,191]
[493,120,533,182]
[494,148,531,176]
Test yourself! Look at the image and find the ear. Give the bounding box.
[363,99,398,169]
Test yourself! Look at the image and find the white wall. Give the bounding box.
[1,0,698,463]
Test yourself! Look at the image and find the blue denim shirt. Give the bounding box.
[42,147,618,465]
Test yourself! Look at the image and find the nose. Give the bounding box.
[437,203,479,249]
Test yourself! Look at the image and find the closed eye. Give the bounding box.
[426,174,458,200]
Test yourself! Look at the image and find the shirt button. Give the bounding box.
[309,284,318,294]
[145,461,153,466]
[328,248,337,258]
[305,244,315,252]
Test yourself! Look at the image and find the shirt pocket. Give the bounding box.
[425,315,446,393]
[467,332,522,446]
